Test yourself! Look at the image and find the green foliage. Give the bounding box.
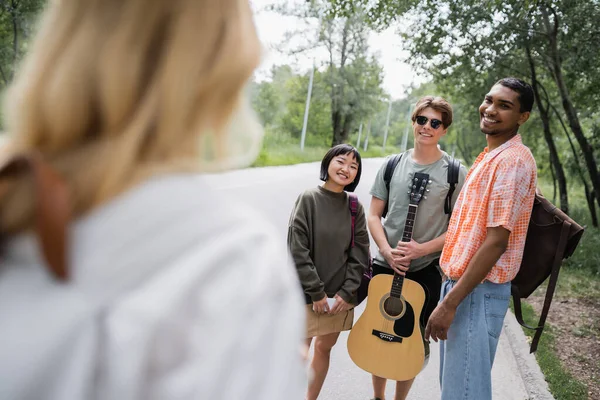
[0,0,45,87]
[264,2,386,146]
[250,53,386,150]
[322,0,600,222]
[252,144,329,167]
[511,300,589,400]
[537,180,600,279]
[322,0,418,27]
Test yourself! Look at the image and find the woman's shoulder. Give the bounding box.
[292,186,322,207]
[296,186,321,200]
[73,175,288,269]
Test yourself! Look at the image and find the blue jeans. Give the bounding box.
[439,279,511,400]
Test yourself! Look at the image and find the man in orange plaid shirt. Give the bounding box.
[425,78,538,400]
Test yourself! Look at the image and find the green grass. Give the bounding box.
[514,184,599,399]
[511,300,589,399]
[553,267,600,298]
[252,145,328,167]
[517,184,600,399]
[251,142,397,167]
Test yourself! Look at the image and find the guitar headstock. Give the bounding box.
[409,172,430,205]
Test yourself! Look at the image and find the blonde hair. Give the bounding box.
[0,0,262,234]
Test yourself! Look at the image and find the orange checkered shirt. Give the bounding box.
[440,135,537,283]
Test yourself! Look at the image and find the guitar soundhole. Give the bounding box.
[383,297,404,317]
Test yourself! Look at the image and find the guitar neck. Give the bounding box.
[390,204,418,299]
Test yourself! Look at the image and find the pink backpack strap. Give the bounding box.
[348,193,358,248]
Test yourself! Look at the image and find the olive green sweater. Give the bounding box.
[287,186,370,305]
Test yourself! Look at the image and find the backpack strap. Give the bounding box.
[348,193,359,248]
[382,153,402,218]
[511,220,571,353]
[0,153,71,281]
[444,157,460,215]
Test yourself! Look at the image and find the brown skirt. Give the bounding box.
[306,304,354,338]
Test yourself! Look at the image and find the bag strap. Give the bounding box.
[382,153,402,218]
[348,193,358,248]
[444,157,460,215]
[511,220,571,353]
[0,153,71,281]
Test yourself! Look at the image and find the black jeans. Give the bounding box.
[372,260,442,330]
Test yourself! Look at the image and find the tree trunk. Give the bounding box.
[546,92,598,227]
[329,18,350,147]
[340,113,354,144]
[541,6,600,208]
[526,44,568,213]
[586,188,599,227]
[455,132,473,165]
[331,108,343,146]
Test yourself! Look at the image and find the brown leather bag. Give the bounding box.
[511,193,584,352]
[0,152,70,281]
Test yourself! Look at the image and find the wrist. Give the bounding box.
[311,292,327,302]
[380,245,393,259]
[442,292,461,309]
[336,290,352,304]
[419,241,434,258]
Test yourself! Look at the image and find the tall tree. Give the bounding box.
[271,1,385,146]
[323,0,600,216]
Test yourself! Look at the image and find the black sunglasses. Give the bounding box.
[415,115,443,129]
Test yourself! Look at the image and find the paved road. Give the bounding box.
[205,158,554,400]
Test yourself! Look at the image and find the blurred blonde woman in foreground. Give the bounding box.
[0,1,306,399]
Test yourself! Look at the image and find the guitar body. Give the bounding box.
[348,171,431,381]
[347,274,427,381]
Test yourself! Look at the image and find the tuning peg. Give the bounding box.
[424,196,428,200]
[428,180,432,184]
[407,190,411,194]
[427,189,430,192]
[414,178,418,182]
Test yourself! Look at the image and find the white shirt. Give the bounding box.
[0,175,306,399]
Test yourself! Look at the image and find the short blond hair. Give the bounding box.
[0,0,261,234]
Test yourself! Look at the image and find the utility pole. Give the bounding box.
[356,79,367,149]
[300,62,315,151]
[400,102,413,152]
[382,98,392,150]
[356,122,363,149]
[363,120,370,152]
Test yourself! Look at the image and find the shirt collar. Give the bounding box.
[483,134,522,158]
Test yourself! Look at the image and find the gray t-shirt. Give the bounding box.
[370,149,467,271]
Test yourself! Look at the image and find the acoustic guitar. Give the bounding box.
[347,172,431,381]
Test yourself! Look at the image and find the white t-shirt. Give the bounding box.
[0,175,306,399]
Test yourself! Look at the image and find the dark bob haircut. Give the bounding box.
[319,144,362,192]
[495,77,535,113]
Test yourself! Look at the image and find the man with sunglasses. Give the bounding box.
[367,96,467,400]
[426,78,537,400]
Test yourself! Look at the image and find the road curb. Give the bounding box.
[504,311,555,400]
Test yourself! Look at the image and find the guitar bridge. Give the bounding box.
[372,329,403,343]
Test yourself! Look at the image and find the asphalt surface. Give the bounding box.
[205,157,554,400]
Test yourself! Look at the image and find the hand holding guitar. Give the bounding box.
[329,294,351,315]
[425,301,457,342]
[381,247,410,276]
[312,297,330,314]
[396,239,426,263]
